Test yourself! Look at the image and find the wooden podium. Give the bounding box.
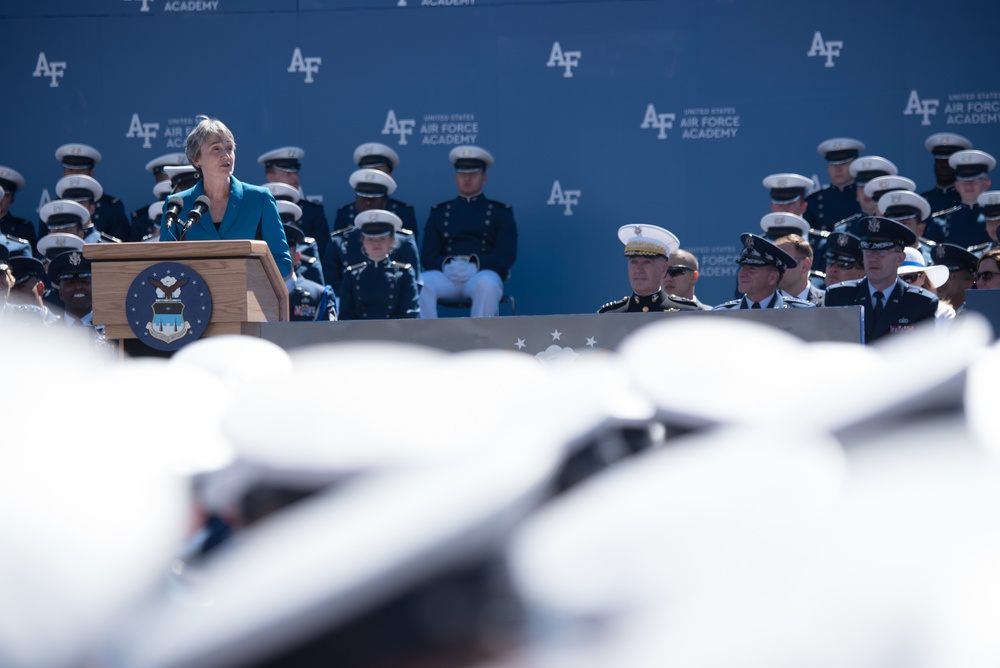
[84,240,289,346]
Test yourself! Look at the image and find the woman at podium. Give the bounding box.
[159,116,293,281]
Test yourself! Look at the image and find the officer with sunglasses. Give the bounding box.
[822,232,866,288]
[662,249,712,310]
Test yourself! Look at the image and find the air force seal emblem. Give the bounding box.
[126,262,212,351]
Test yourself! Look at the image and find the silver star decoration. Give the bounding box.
[551,329,562,341]
[515,338,526,350]
[586,337,597,347]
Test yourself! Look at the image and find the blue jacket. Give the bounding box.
[160,176,293,278]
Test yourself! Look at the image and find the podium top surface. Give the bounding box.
[83,240,275,262]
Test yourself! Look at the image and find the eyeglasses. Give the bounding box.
[666,266,694,278]
[977,270,999,282]
[899,272,922,284]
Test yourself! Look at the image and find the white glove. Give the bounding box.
[444,259,472,284]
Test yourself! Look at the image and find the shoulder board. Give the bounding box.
[783,296,814,306]
[346,261,366,272]
[715,299,741,308]
[903,284,937,299]
[967,242,991,253]
[487,199,512,209]
[920,237,938,248]
[932,204,962,218]
[330,227,351,239]
[598,296,629,313]
[390,198,413,209]
[100,231,123,243]
[6,234,30,245]
[431,201,449,210]
[389,261,412,270]
[141,233,156,242]
[397,228,413,237]
[829,278,863,289]
[303,235,316,244]
[336,203,353,212]
[301,255,318,265]
[665,293,698,307]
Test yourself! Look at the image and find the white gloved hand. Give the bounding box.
[445,259,474,284]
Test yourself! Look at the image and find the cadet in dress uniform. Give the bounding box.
[927,149,996,247]
[323,168,421,295]
[54,143,132,242]
[420,146,516,319]
[49,175,122,244]
[850,155,898,216]
[0,185,32,261]
[931,243,979,314]
[283,221,336,322]
[46,249,94,327]
[599,224,701,313]
[713,234,815,310]
[824,217,938,343]
[338,209,419,320]
[804,137,865,233]
[7,255,60,325]
[920,132,972,216]
[865,175,918,211]
[0,166,38,252]
[258,146,331,262]
[265,181,325,286]
[760,212,810,241]
[333,142,419,242]
[130,152,188,241]
[878,190,935,264]
[968,191,1000,257]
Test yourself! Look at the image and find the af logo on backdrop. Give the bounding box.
[382,110,417,145]
[903,90,940,126]
[547,181,581,216]
[641,104,676,140]
[806,31,843,67]
[546,42,581,78]
[33,53,66,88]
[288,48,321,83]
[126,113,161,149]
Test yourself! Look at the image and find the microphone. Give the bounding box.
[179,195,211,240]
[163,196,184,229]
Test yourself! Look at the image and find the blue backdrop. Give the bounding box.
[4,0,999,312]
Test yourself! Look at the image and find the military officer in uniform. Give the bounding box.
[130,152,188,241]
[338,209,419,320]
[55,143,131,242]
[920,132,972,216]
[713,234,814,310]
[7,255,60,325]
[663,248,713,310]
[323,168,420,295]
[420,146,516,319]
[822,231,866,288]
[333,142,419,242]
[804,137,865,233]
[968,191,1000,257]
[265,181,325,286]
[877,190,935,264]
[599,224,701,313]
[258,146,331,261]
[824,217,938,343]
[38,199,99,244]
[931,243,979,315]
[0,166,38,252]
[926,149,995,247]
[283,222,336,322]
[763,173,812,216]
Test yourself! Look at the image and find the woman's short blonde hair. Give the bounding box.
[185,115,236,165]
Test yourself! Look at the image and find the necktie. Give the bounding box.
[751,301,761,310]
[873,291,884,323]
